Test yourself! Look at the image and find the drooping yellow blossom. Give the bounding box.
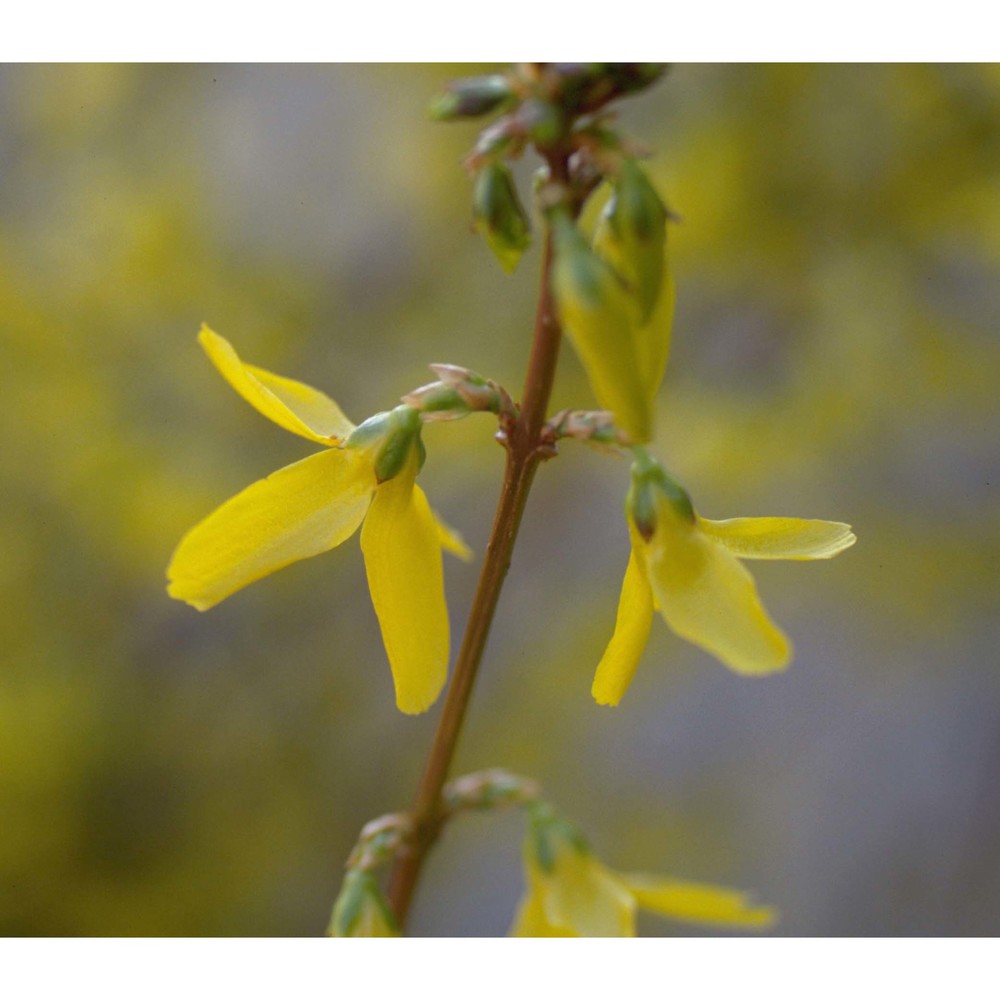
[551,213,652,444]
[592,455,856,706]
[551,161,675,446]
[511,803,775,936]
[166,326,471,714]
[327,870,399,938]
[592,163,675,408]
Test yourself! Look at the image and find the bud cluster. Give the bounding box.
[430,64,667,274]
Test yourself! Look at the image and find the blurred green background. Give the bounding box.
[1,64,998,936]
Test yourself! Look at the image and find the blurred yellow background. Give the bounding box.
[1,64,998,935]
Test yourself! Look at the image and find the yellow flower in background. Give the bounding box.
[166,326,470,714]
[592,455,856,706]
[511,803,775,937]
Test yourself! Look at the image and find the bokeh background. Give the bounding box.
[1,64,998,936]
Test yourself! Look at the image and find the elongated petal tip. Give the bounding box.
[620,873,778,930]
[434,513,474,562]
[165,580,214,612]
[166,448,374,611]
[197,324,355,445]
[361,475,450,715]
[592,550,655,706]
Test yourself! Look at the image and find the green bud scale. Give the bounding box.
[473,162,532,273]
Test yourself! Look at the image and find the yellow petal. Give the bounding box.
[167,448,375,610]
[592,550,655,706]
[594,205,675,403]
[360,466,449,715]
[552,217,651,443]
[698,517,857,560]
[620,873,777,929]
[636,261,675,403]
[542,851,637,937]
[643,511,791,675]
[434,511,473,562]
[510,878,574,937]
[198,325,355,444]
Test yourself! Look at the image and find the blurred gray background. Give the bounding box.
[1,64,998,935]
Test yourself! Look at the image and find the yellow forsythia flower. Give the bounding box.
[511,803,775,936]
[592,166,675,410]
[328,870,399,937]
[166,326,471,715]
[551,213,652,444]
[592,456,856,705]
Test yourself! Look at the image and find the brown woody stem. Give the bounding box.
[386,151,571,928]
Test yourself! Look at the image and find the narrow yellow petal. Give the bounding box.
[167,448,375,610]
[542,852,637,937]
[433,511,473,562]
[636,262,675,403]
[360,469,449,715]
[620,873,777,929]
[198,325,355,444]
[643,512,791,675]
[592,550,655,706]
[510,880,573,937]
[698,516,857,560]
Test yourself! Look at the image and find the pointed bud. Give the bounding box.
[473,162,532,273]
[402,366,505,420]
[551,214,651,443]
[596,159,667,322]
[429,74,513,121]
[327,870,399,938]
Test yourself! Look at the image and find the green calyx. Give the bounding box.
[346,404,423,484]
[528,802,590,874]
[327,869,398,937]
[628,450,695,539]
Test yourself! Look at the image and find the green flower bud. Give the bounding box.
[549,63,667,115]
[473,162,532,273]
[347,405,422,483]
[327,870,399,938]
[597,159,667,322]
[551,214,651,443]
[429,74,513,121]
